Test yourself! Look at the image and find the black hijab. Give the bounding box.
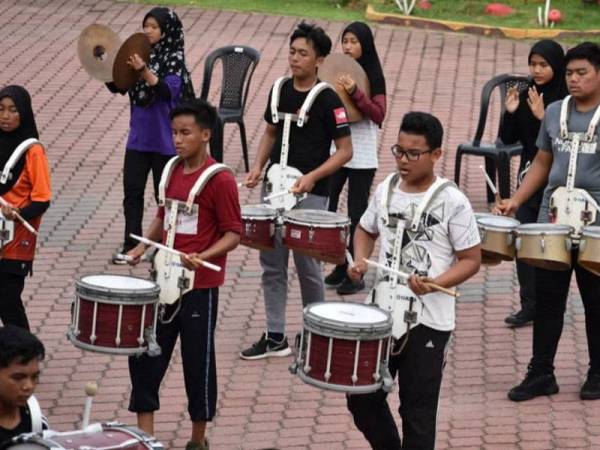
[342,22,386,97]
[528,39,568,106]
[130,7,195,107]
[0,85,39,195]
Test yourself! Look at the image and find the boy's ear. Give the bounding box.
[431,147,442,162]
[201,127,212,143]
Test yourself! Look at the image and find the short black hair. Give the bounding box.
[170,98,217,130]
[290,22,332,58]
[565,42,600,71]
[399,112,444,150]
[0,326,45,368]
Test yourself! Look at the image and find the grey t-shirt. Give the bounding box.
[536,99,600,223]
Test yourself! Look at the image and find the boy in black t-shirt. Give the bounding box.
[0,326,46,446]
[240,22,353,360]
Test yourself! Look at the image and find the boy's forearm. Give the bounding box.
[431,250,481,288]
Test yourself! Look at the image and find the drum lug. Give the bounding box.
[507,232,514,246]
[515,237,522,251]
[269,222,275,237]
[541,235,546,253]
[340,228,347,244]
[309,227,315,242]
[566,237,573,252]
[480,228,486,243]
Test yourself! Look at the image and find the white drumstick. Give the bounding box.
[0,196,38,235]
[237,182,244,188]
[363,258,459,298]
[345,250,354,266]
[263,190,291,202]
[81,382,97,430]
[129,234,221,272]
[479,165,500,201]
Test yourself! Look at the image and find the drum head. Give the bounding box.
[284,209,349,226]
[476,213,520,230]
[305,302,391,331]
[79,274,156,291]
[3,445,49,449]
[242,204,277,218]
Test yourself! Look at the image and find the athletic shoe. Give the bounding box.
[185,439,209,450]
[580,372,600,400]
[325,264,347,287]
[336,276,365,295]
[508,369,559,402]
[111,250,130,265]
[239,333,292,360]
[504,310,534,327]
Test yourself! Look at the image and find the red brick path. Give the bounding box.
[1,1,594,448]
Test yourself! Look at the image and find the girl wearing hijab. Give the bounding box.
[325,21,387,295]
[107,7,195,263]
[500,39,568,327]
[0,85,51,330]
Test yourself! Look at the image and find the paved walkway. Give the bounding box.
[1,1,595,448]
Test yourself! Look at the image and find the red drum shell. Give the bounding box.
[241,205,277,251]
[282,210,350,264]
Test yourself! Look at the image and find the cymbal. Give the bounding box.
[318,54,370,123]
[112,33,151,91]
[78,24,121,82]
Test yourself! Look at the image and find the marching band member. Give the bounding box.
[500,39,568,328]
[347,112,481,450]
[240,22,352,360]
[0,325,47,446]
[126,99,241,450]
[0,85,51,331]
[325,21,387,296]
[497,42,600,402]
[107,7,195,264]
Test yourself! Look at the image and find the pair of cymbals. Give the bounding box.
[78,24,151,90]
[318,53,370,123]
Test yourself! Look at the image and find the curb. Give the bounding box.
[365,4,600,39]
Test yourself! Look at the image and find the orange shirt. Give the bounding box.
[2,144,51,261]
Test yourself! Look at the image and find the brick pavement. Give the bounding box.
[0,1,593,448]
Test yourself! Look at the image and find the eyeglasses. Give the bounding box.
[391,145,434,161]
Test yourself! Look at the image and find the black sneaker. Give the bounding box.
[239,333,292,360]
[508,368,559,402]
[504,310,534,327]
[580,372,600,400]
[325,264,347,287]
[336,276,365,295]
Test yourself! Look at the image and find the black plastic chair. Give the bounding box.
[454,73,530,202]
[200,45,261,172]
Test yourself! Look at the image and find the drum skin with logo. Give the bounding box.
[282,209,350,264]
[68,275,161,355]
[290,302,394,394]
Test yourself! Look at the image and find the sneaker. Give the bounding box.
[325,264,347,287]
[111,251,130,265]
[239,333,292,360]
[504,310,534,328]
[336,276,365,295]
[185,439,209,450]
[508,368,559,402]
[580,372,600,400]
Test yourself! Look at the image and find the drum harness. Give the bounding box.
[549,96,600,240]
[154,158,232,323]
[373,173,455,355]
[265,77,334,212]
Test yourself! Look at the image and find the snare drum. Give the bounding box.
[290,302,394,394]
[1,423,164,449]
[578,226,600,276]
[0,212,14,250]
[515,224,574,271]
[475,213,520,265]
[282,210,350,264]
[241,204,278,250]
[68,275,161,355]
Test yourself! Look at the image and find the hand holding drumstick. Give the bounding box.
[0,196,38,235]
[480,166,521,217]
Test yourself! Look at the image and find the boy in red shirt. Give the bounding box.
[127,99,241,450]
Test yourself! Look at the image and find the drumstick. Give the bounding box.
[345,250,354,266]
[363,259,459,298]
[0,196,38,235]
[479,165,502,204]
[81,382,97,429]
[263,190,291,201]
[129,234,221,272]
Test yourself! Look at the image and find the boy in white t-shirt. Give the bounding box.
[347,112,481,450]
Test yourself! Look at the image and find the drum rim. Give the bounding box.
[295,368,384,394]
[68,331,149,355]
[76,274,160,297]
[283,209,351,226]
[476,215,520,230]
[516,223,574,235]
[241,204,278,219]
[304,302,393,334]
[582,226,600,238]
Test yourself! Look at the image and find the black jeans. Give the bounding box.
[531,257,600,374]
[347,325,451,450]
[328,167,376,263]
[514,202,539,314]
[0,271,29,330]
[129,288,219,421]
[122,150,172,252]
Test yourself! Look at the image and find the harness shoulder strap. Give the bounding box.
[270,77,291,124]
[297,82,332,127]
[27,395,43,433]
[587,102,600,140]
[0,138,43,184]
[410,177,456,232]
[185,163,234,213]
[158,156,181,206]
[559,95,571,139]
[380,172,400,226]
